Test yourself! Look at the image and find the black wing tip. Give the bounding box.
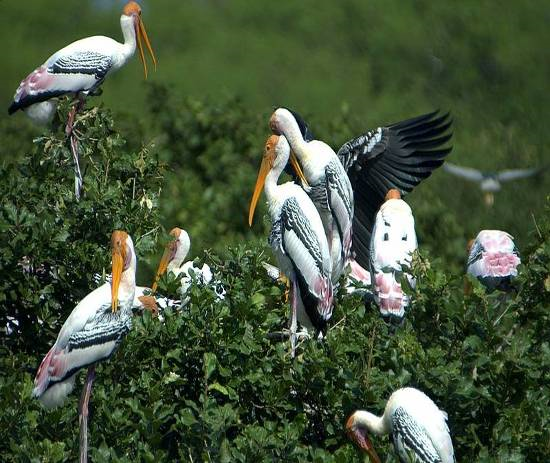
[8,101,20,115]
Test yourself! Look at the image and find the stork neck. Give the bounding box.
[119,251,137,303]
[279,119,307,156]
[168,243,190,272]
[354,411,390,436]
[264,162,285,202]
[120,15,137,58]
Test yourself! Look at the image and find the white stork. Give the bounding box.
[152,227,226,303]
[346,387,455,463]
[32,230,136,461]
[467,230,520,291]
[271,108,451,284]
[8,1,157,198]
[249,134,333,356]
[370,189,417,323]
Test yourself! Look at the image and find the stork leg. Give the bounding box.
[66,97,86,200]
[290,277,299,358]
[79,365,96,463]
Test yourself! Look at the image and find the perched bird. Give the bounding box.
[152,227,225,303]
[8,1,156,123]
[32,230,136,461]
[270,107,354,286]
[32,231,136,407]
[8,1,156,198]
[466,230,521,291]
[271,108,451,282]
[443,162,545,206]
[346,387,455,463]
[370,189,417,323]
[249,134,333,356]
[92,273,180,316]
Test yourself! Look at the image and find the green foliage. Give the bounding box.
[0,101,548,460]
[0,103,165,355]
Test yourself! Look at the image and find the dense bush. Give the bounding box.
[1,104,549,461]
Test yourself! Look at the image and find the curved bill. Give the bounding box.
[135,16,157,79]
[346,415,381,463]
[111,248,125,312]
[290,151,309,188]
[248,156,271,227]
[152,241,176,292]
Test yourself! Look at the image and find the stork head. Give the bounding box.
[138,295,159,317]
[248,135,308,226]
[346,413,381,463]
[152,227,190,292]
[385,189,401,201]
[123,1,157,79]
[111,230,134,312]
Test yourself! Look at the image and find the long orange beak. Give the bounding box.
[290,151,309,188]
[345,415,381,463]
[111,246,126,313]
[248,155,272,227]
[152,241,175,292]
[135,15,157,79]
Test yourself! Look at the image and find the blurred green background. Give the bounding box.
[1,0,548,255]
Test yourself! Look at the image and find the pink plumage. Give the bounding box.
[467,230,521,291]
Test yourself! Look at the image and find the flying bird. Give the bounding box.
[346,387,455,463]
[443,162,545,206]
[271,108,451,280]
[249,134,333,356]
[8,1,157,198]
[152,227,226,303]
[32,231,136,462]
[370,189,418,323]
[467,230,521,291]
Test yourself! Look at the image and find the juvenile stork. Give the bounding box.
[32,231,136,462]
[346,387,455,463]
[271,108,451,280]
[249,134,333,356]
[466,230,521,292]
[8,1,157,198]
[370,189,418,323]
[152,227,226,303]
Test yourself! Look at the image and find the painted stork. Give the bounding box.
[270,108,354,286]
[467,230,520,291]
[152,227,226,303]
[443,162,546,206]
[370,189,417,323]
[32,230,136,462]
[346,387,455,463]
[249,134,333,356]
[8,1,157,198]
[272,108,451,279]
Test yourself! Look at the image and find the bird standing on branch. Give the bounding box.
[32,231,137,463]
[8,1,157,199]
[249,134,333,357]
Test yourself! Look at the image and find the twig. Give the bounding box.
[531,213,542,239]
[363,326,377,390]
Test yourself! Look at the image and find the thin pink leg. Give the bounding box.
[290,278,298,358]
[79,365,96,463]
[66,98,85,199]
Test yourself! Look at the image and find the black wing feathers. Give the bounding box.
[338,110,452,269]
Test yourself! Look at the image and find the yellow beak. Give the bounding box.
[111,247,125,312]
[135,15,157,79]
[152,242,175,292]
[290,151,309,188]
[248,155,272,227]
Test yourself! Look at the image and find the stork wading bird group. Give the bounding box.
[8,2,535,462]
